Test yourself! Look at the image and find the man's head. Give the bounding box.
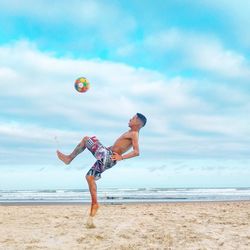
[129,113,147,129]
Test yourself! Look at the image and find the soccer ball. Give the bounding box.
[74,77,90,93]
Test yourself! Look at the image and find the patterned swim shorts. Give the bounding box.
[85,136,117,180]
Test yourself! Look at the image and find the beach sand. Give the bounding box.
[0,202,249,249]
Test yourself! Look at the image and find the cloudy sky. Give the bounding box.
[0,0,250,190]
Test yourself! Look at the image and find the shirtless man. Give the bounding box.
[56,113,147,218]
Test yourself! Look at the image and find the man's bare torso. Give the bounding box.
[111,131,135,155]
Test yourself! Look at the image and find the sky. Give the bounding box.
[0,0,250,190]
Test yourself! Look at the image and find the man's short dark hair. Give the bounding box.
[137,113,147,127]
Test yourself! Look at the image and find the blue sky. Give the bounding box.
[0,0,250,189]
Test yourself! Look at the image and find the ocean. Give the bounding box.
[0,188,250,204]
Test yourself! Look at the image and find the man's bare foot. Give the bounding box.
[56,150,72,165]
[90,203,99,217]
[86,216,96,229]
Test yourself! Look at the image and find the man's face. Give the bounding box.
[128,115,139,127]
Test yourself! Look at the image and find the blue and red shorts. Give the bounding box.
[86,136,117,180]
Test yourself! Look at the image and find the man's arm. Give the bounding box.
[112,132,139,161]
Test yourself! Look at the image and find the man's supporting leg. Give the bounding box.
[57,136,89,165]
[86,175,99,217]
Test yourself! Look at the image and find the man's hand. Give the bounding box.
[111,152,123,161]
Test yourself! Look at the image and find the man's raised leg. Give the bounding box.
[86,175,99,217]
[57,136,89,165]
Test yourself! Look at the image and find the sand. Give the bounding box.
[0,202,249,250]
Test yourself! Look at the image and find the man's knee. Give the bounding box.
[86,174,95,182]
[81,136,89,145]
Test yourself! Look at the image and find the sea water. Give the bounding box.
[0,188,250,204]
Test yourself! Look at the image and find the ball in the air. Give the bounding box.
[74,77,90,93]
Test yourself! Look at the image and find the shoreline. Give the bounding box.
[1,199,250,206]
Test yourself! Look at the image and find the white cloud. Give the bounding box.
[0,40,202,124]
[189,42,250,78]
[182,114,250,137]
[0,40,249,166]
[145,28,250,79]
[0,121,80,144]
